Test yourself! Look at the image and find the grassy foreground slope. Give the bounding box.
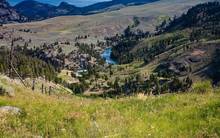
[0,76,220,137]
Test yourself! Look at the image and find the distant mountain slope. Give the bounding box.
[165,1,220,31]
[84,0,158,14]
[14,0,82,20]
[14,0,55,20]
[0,0,25,23]
[14,0,159,21]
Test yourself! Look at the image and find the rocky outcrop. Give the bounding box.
[0,85,15,97]
[0,0,25,24]
[0,106,22,116]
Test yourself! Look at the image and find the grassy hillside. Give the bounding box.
[110,2,220,85]
[0,76,220,137]
[2,0,212,47]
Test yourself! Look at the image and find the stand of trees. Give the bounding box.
[164,2,220,41]
[103,73,192,97]
[110,28,186,64]
[75,42,105,65]
[0,47,57,81]
[108,26,150,64]
[209,49,220,85]
[165,2,220,32]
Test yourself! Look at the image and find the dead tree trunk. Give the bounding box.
[8,40,28,88]
[32,79,35,91]
[45,87,47,95]
[8,40,14,78]
[49,86,52,95]
[41,84,44,94]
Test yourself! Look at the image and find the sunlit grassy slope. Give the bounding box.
[3,0,212,48]
[0,76,220,137]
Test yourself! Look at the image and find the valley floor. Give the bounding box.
[0,76,219,137]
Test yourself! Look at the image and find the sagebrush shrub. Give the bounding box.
[0,86,6,95]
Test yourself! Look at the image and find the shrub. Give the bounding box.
[0,86,6,95]
[0,82,15,97]
[192,81,213,94]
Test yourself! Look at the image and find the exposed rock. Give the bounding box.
[0,0,25,24]
[5,86,15,97]
[32,136,43,138]
[0,85,15,97]
[168,60,190,75]
[155,60,191,76]
[0,106,22,116]
[188,56,201,63]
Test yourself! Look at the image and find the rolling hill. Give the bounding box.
[111,1,220,84]
[14,0,159,21]
[2,0,212,44]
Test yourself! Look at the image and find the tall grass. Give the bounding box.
[0,78,219,137]
[192,80,213,93]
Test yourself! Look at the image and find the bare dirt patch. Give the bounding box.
[191,49,206,56]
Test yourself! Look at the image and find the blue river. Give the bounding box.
[101,48,117,65]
